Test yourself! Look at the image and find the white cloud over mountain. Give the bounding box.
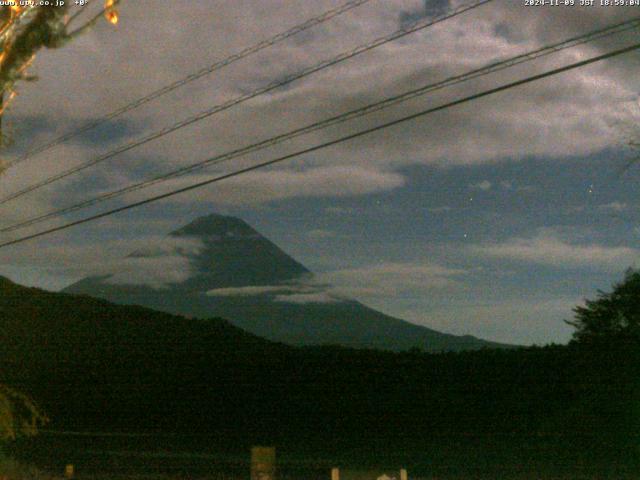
[206,261,466,304]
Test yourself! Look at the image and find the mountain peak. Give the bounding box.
[171,213,258,238]
[63,213,510,352]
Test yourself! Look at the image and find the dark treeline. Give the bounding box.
[1,276,638,477]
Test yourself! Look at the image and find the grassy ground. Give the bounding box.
[0,453,50,480]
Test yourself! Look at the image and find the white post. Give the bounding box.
[400,469,407,480]
[331,467,340,480]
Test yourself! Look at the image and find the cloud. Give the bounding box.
[469,232,639,269]
[315,262,468,299]
[427,205,452,213]
[0,234,204,290]
[206,279,332,298]
[307,229,335,239]
[205,261,466,303]
[565,205,585,214]
[470,180,492,191]
[104,255,196,289]
[206,281,342,304]
[142,166,406,206]
[4,0,638,216]
[274,292,340,304]
[207,285,294,297]
[597,201,628,213]
[207,280,343,301]
[127,236,204,257]
[399,0,451,28]
[325,206,358,215]
[404,296,580,345]
[101,236,204,288]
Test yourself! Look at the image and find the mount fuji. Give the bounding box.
[63,213,509,352]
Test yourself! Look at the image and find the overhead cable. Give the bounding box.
[1,40,638,249]
[0,0,494,203]
[5,0,375,168]
[3,16,639,234]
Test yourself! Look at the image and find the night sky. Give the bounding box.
[1,0,640,345]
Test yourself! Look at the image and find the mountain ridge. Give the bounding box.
[63,213,512,352]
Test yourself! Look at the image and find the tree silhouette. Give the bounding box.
[0,384,48,442]
[567,268,640,343]
[0,1,120,441]
[0,1,119,152]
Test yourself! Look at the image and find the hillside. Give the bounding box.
[0,276,638,477]
[63,213,509,352]
[0,275,290,433]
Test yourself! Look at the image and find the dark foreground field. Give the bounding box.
[4,340,640,479]
[7,421,640,480]
[5,435,639,480]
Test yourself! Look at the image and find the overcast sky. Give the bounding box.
[1,0,640,345]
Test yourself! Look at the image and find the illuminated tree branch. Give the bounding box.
[0,1,120,147]
[0,384,48,441]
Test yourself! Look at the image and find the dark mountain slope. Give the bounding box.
[0,275,291,433]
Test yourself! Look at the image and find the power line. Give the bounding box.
[0,0,494,205]
[65,4,90,28]
[5,0,374,168]
[1,41,638,249]
[3,16,639,234]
